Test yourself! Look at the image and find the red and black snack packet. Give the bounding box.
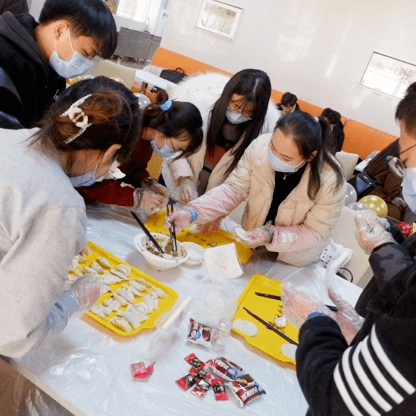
[211,378,229,401]
[227,375,266,407]
[176,373,196,391]
[187,318,213,348]
[189,367,212,382]
[184,353,205,370]
[191,378,211,400]
[206,357,244,381]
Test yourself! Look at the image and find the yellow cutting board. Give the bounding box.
[74,242,178,336]
[232,274,299,365]
[145,210,252,264]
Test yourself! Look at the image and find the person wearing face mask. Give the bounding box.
[277,91,301,116]
[162,69,281,206]
[77,90,203,215]
[166,111,345,267]
[0,76,141,358]
[277,84,416,416]
[0,0,117,128]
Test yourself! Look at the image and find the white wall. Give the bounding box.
[161,0,416,136]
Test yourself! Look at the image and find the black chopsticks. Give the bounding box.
[243,307,298,345]
[166,200,177,254]
[255,292,338,312]
[131,211,164,254]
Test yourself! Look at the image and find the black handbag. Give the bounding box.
[159,67,187,84]
[348,172,380,199]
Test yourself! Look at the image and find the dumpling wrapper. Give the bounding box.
[129,280,147,292]
[117,287,135,303]
[126,305,148,322]
[103,298,121,311]
[281,343,297,361]
[118,311,142,329]
[97,257,111,268]
[149,287,167,299]
[233,319,259,337]
[91,305,112,318]
[99,272,122,285]
[116,264,131,277]
[127,284,143,297]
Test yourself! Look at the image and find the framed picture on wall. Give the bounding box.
[359,52,416,99]
[194,0,243,41]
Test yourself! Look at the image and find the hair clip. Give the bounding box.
[159,99,173,111]
[62,94,93,144]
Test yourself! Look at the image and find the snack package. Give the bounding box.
[191,378,211,400]
[206,357,244,381]
[187,318,213,348]
[189,367,212,382]
[184,353,206,370]
[131,361,155,379]
[176,373,196,391]
[211,378,229,401]
[226,375,266,407]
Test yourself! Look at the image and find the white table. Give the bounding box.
[135,69,177,93]
[4,204,362,416]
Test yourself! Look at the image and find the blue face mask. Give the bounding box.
[49,32,93,79]
[267,148,305,173]
[150,136,177,158]
[225,109,251,124]
[70,160,124,188]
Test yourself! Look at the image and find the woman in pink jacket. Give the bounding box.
[166,111,346,266]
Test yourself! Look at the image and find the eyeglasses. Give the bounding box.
[387,142,416,179]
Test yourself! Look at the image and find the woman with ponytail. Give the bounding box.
[0,76,141,357]
[166,111,346,267]
[77,89,203,215]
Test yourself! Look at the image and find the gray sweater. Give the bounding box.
[0,128,87,357]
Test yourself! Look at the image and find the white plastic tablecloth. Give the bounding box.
[7,204,362,416]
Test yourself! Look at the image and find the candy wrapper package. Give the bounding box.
[191,378,212,400]
[131,361,155,379]
[187,319,214,348]
[176,374,196,391]
[184,353,206,370]
[226,374,266,407]
[206,357,244,381]
[211,378,229,401]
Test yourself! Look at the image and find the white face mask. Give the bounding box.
[267,148,304,173]
[69,160,125,188]
[402,167,416,213]
[49,31,93,78]
[225,109,251,124]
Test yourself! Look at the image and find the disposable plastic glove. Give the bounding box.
[354,209,389,230]
[70,274,102,317]
[197,218,221,235]
[355,220,396,255]
[164,208,193,231]
[134,188,166,214]
[281,283,327,328]
[328,288,364,344]
[237,223,274,248]
[178,177,198,204]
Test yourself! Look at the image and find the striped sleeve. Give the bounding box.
[334,325,415,416]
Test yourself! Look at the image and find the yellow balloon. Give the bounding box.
[358,195,388,218]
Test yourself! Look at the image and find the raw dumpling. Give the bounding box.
[129,280,148,292]
[274,315,287,328]
[135,278,152,288]
[117,287,135,303]
[143,294,159,311]
[127,284,144,297]
[91,305,112,318]
[98,272,122,285]
[110,268,128,280]
[90,261,103,273]
[100,284,112,296]
[116,264,131,277]
[118,310,143,329]
[126,305,148,322]
[80,266,98,276]
[69,257,79,271]
[149,287,167,299]
[109,316,132,332]
[103,298,121,311]
[111,292,128,306]
[97,257,111,269]
[134,302,150,315]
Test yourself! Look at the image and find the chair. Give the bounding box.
[335,150,359,180]
[0,67,23,129]
[116,27,153,64]
[331,206,371,285]
[98,59,137,90]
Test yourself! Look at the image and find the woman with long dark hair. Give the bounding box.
[163,69,281,203]
[166,111,346,267]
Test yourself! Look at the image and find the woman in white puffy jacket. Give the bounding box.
[166,111,346,267]
[161,69,281,204]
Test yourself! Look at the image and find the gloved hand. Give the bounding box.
[134,188,166,214]
[178,177,198,204]
[236,222,274,248]
[281,284,327,328]
[197,219,221,235]
[355,215,396,255]
[354,209,389,230]
[328,288,364,344]
[70,274,102,317]
[164,208,194,231]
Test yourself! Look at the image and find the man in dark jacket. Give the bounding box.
[0,0,117,128]
[282,82,416,415]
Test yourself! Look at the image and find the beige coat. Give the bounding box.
[191,133,346,266]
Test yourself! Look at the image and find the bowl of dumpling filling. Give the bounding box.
[134,232,189,271]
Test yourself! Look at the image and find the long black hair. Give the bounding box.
[275,111,344,200]
[206,69,272,176]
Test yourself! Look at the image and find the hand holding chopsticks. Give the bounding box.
[131,211,164,254]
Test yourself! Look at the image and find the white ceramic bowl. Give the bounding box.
[134,233,189,271]
[182,242,205,266]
